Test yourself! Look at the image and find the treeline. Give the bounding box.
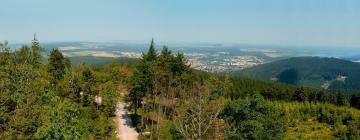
[227,76,360,109]
[0,38,126,139]
[232,56,360,94]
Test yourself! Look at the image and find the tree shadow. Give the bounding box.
[121,110,136,128]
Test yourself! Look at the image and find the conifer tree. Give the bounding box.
[48,48,65,84]
[30,34,43,65]
[128,39,158,115]
[172,53,188,76]
[145,38,157,61]
[156,46,173,74]
[63,57,71,68]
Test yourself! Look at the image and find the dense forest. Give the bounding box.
[126,40,360,139]
[1,38,360,139]
[230,57,360,94]
[0,38,123,139]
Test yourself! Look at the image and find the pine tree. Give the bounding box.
[30,34,43,65]
[48,48,65,84]
[160,46,171,58]
[128,40,158,115]
[63,57,71,68]
[157,46,173,74]
[172,53,188,76]
[145,38,157,61]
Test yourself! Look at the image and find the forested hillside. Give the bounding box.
[230,57,360,94]
[1,39,360,139]
[125,41,360,139]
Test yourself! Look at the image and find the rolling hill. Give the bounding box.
[229,57,360,94]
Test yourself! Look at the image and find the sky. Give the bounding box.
[1,0,360,47]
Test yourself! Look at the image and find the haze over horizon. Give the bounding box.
[1,0,360,48]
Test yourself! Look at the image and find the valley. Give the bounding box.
[2,0,360,139]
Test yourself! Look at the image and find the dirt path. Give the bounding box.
[115,102,139,140]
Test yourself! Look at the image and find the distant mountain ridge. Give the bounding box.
[230,56,360,94]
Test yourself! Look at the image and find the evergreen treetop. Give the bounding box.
[145,38,157,61]
[30,34,43,65]
[48,48,65,84]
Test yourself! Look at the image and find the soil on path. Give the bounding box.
[115,102,139,140]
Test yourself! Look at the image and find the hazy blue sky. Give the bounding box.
[1,0,360,47]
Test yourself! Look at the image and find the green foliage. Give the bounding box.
[98,81,118,117]
[48,48,66,84]
[172,53,188,76]
[35,97,87,140]
[220,94,287,140]
[335,92,349,106]
[57,70,81,101]
[278,68,299,85]
[0,39,120,139]
[232,57,360,94]
[292,87,308,102]
[127,41,357,140]
[15,45,32,63]
[128,39,205,139]
[2,38,360,140]
[145,38,157,61]
[128,55,154,114]
[226,76,348,107]
[30,35,44,65]
[64,57,71,68]
[0,40,49,139]
[269,101,360,139]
